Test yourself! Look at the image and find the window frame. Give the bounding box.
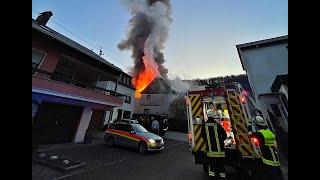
[123,110,131,119]
[32,48,47,69]
[124,95,131,104]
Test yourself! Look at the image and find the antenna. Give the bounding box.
[99,47,104,56]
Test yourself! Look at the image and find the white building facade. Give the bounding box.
[236,35,288,162]
[134,94,175,118]
[105,81,135,123]
[96,73,135,125]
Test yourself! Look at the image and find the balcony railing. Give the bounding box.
[32,66,126,98]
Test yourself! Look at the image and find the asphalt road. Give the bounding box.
[59,141,211,180]
[34,138,211,180]
[33,138,252,180]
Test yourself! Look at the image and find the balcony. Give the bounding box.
[32,64,124,106]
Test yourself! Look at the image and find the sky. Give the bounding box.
[32,0,288,80]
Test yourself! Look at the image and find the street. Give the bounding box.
[33,136,214,180]
[59,140,209,180]
[32,130,287,180]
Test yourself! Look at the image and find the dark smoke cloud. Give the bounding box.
[118,0,172,79]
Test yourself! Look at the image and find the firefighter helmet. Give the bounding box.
[255,115,267,126]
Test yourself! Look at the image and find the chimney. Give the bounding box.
[36,11,53,26]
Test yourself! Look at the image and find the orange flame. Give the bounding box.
[132,56,160,98]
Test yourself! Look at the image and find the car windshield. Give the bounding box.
[132,124,148,133]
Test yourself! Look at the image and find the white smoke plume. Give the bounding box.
[118,0,172,79]
[170,77,191,94]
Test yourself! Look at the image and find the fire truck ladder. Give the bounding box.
[226,89,257,159]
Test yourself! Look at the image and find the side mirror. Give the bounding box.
[130,130,135,134]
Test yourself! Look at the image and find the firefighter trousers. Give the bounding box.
[207,157,226,178]
[256,163,283,180]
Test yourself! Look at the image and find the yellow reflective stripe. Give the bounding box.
[213,124,221,152]
[262,158,280,166]
[209,166,215,176]
[205,125,212,151]
[109,131,140,142]
[269,147,279,163]
[265,143,274,146]
[220,173,226,178]
[205,123,215,126]
[207,151,225,157]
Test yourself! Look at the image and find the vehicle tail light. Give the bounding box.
[240,96,246,104]
[249,134,260,147]
[187,133,192,142]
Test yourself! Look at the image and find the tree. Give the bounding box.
[168,95,188,132]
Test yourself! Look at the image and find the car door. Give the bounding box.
[119,124,134,148]
[126,124,139,148]
[108,124,122,146]
[115,124,127,146]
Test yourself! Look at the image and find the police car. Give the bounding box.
[104,122,164,154]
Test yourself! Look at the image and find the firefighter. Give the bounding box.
[221,108,233,147]
[204,104,227,178]
[151,117,160,135]
[206,103,217,118]
[253,115,283,180]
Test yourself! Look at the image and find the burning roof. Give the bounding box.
[140,78,175,94]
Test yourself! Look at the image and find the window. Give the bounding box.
[147,95,151,101]
[124,95,131,104]
[117,109,123,121]
[121,124,133,133]
[124,76,130,85]
[114,124,124,131]
[144,109,150,114]
[52,65,75,84]
[32,49,45,69]
[132,124,148,133]
[123,110,131,119]
[270,104,282,118]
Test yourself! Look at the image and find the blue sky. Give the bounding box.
[32,0,288,79]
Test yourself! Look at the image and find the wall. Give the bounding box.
[241,43,288,101]
[32,76,123,106]
[32,36,61,73]
[135,94,174,118]
[105,81,135,123]
[32,91,115,142]
[74,107,93,142]
[279,84,288,100]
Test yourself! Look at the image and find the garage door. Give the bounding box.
[32,102,83,145]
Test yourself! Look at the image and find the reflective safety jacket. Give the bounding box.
[204,118,227,158]
[257,129,280,167]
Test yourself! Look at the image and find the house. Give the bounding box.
[32,11,135,145]
[236,35,288,161]
[134,78,175,118]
